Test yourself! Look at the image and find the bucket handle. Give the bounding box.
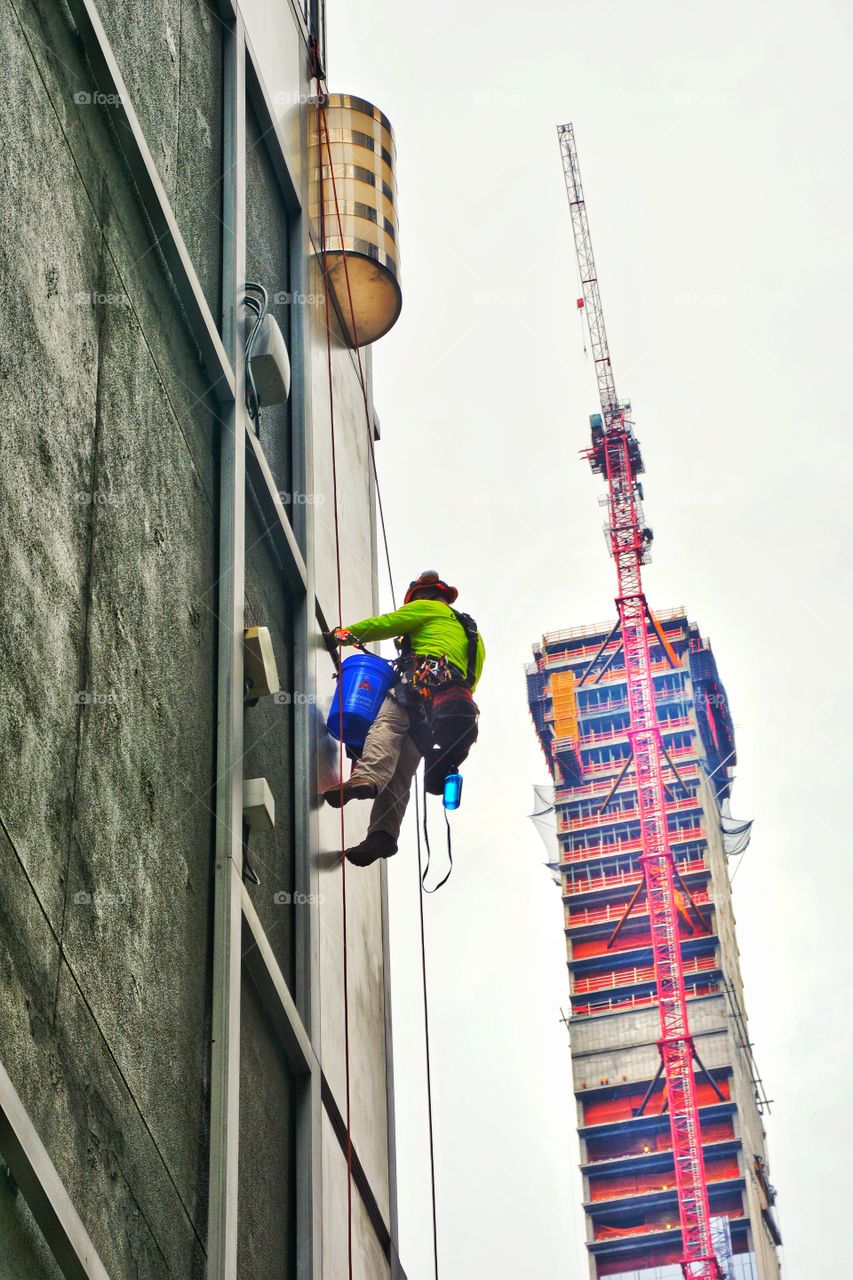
[324,630,371,677]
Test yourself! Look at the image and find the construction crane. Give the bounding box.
[558,122,724,1280]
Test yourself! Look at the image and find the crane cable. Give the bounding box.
[314,69,441,1279]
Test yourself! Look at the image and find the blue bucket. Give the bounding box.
[327,653,396,748]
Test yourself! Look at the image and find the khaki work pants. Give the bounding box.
[350,694,422,841]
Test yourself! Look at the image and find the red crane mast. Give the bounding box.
[558,122,722,1280]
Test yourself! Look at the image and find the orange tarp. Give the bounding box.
[550,669,579,742]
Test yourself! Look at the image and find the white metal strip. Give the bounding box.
[0,1059,111,1280]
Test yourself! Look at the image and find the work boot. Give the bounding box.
[345,830,397,867]
[323,779,377,808]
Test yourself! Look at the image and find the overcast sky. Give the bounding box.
[330,3,853,1276]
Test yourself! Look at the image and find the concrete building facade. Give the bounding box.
[0,0,402,1276]
[527,611,782,1280]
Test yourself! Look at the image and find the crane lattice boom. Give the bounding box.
[558,122,722,1280]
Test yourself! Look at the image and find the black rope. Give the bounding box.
[242,281,268,432]
[420,773,454,894]
[413,781,440,1280]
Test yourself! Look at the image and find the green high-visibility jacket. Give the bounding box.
[346,600,485,692]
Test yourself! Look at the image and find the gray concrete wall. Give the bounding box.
[1,0,398,1276]
[1,1,219,1273]
[572,997,731,1092]
[306,251,394,1236]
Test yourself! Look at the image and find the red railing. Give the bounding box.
[566,888,712,929]
[555,788,701,829]
[556,774,701,806]
[561,795,702,832]
[542,652,676,679]
[539,608,687,650]
[580,745,698,781]
[572,980,720,1018]
[585,1119,736,1163]
[593,1206,744,1240]
[556,824,706,865]
[583,715,693,747]
[582,1078,731,1126]
[574,955,717,995]
[580,686,688,719]
[564,855,706,898]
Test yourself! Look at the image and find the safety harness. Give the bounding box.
[449,608,480,689]
[395,607,479,696]
[395,608,481,891]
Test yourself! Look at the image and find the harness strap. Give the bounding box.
[398,608,479,688]
[449,608,479,688]
[421,773,454,893]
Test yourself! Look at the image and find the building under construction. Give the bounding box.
[528,613,782,1279]
[526,123,783,1280]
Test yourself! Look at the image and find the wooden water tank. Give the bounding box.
[311,93,402,347]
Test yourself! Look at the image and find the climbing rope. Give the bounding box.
[414,784,441,1280]
[314,59,440,1278]
[316,93,396,608]
[420,776,454,895]
[315,73,355,1280]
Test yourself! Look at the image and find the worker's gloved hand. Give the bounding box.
[330,627,357,646]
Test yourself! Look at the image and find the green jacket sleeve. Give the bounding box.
[345,601,430,642]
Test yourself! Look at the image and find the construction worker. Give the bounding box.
[324,570,485,867]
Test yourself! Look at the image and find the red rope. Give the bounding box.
[317,95,396,608]
[316,86,354,1280]
[316,81,440,1279]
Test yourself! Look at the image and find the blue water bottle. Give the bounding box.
[443,772,463,810]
